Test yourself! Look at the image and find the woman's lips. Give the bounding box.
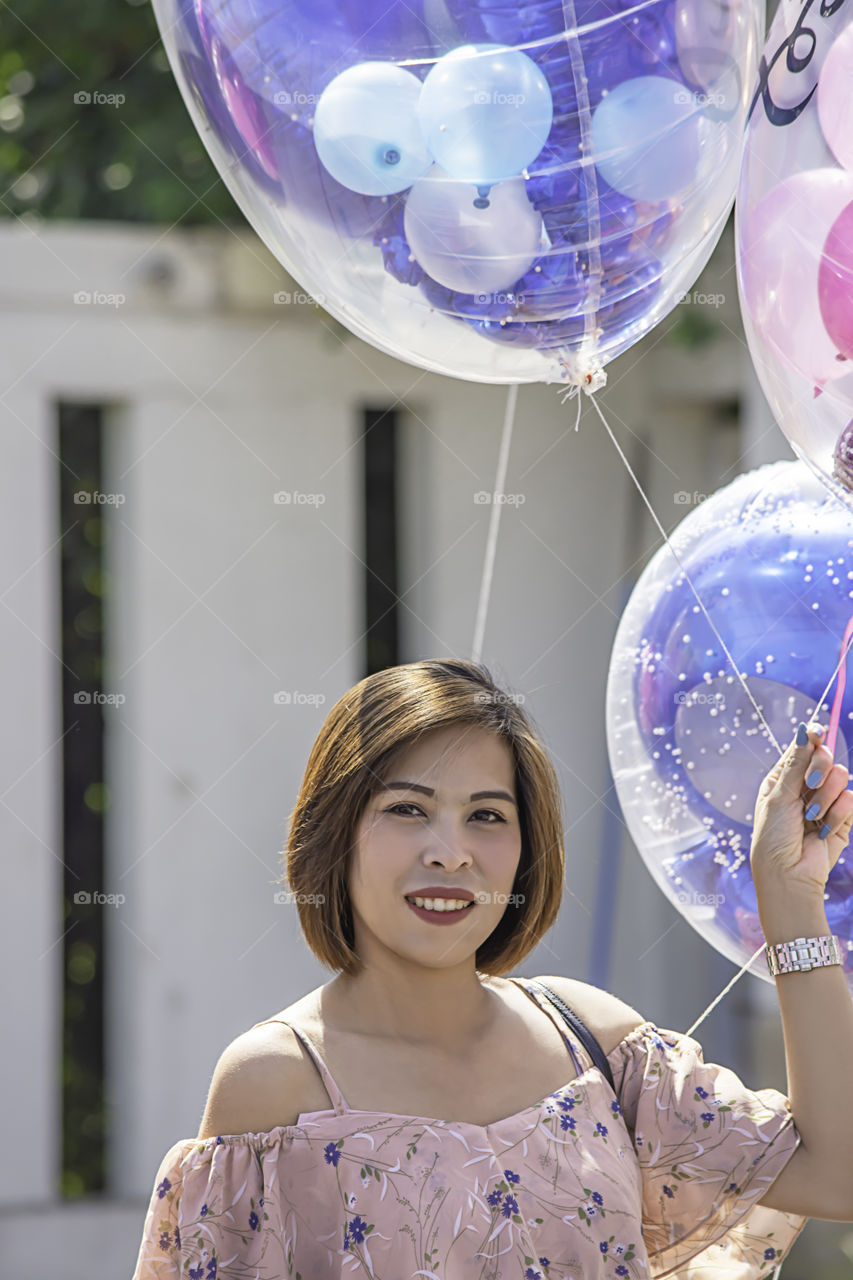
[404,898,476,925]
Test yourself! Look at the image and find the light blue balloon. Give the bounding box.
[591,75,706,204]
[313,63,432,195]
[404,164,544,295]
[418,44,553,186]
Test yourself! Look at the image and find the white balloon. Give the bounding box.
[403,165,543,295]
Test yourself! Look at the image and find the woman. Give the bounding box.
[131,658,853,1279]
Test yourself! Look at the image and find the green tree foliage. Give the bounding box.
[0,0,241,224]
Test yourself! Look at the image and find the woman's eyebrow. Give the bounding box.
[377,780,517,806]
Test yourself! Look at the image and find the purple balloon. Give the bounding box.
[607,460,853,987]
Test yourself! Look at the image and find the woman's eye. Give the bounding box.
[385,802,505,823]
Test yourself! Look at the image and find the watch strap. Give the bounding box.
[765,933,842,975]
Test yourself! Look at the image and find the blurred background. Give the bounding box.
[1,0,851,1276]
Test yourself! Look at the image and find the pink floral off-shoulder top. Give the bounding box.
[131,976,806,1279]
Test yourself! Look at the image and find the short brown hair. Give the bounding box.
[282,658,565,975]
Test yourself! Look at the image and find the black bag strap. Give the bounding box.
[528,979,616,1094]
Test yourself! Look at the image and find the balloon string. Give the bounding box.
[683,944,766,1039]
[583,391,784,756]
[824,611,853,757]
[471,383,519,664]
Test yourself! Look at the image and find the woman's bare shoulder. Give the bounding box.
[532,974,647,1056]
[195,988,326,1140]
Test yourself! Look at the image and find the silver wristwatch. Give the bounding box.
[765,933,842,976]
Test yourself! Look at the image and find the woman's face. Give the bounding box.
[346,723,523,972]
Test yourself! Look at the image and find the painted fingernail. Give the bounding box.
[805,801,821,820]
[806,768,823,788]
[796,722,808,746]
[819,822,832,840]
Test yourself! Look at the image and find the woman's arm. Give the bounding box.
[750,723,853,1221]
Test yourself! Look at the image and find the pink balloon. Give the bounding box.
[740,168,853,386]
[818,22,853,172]
[819,201,853,361]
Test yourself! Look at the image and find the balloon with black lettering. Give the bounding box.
[736,0,853,514]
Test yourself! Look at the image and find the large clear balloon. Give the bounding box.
[736,0,853,515]
[151,0,761,386]
[606,460,853,989]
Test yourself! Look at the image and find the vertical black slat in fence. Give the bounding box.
[58,402,107,1196]
[361,406,399,677]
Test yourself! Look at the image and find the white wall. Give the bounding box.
[0,217,808,1278]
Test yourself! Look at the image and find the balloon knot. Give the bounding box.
[554,352,607,397]
[581,366,607,395]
